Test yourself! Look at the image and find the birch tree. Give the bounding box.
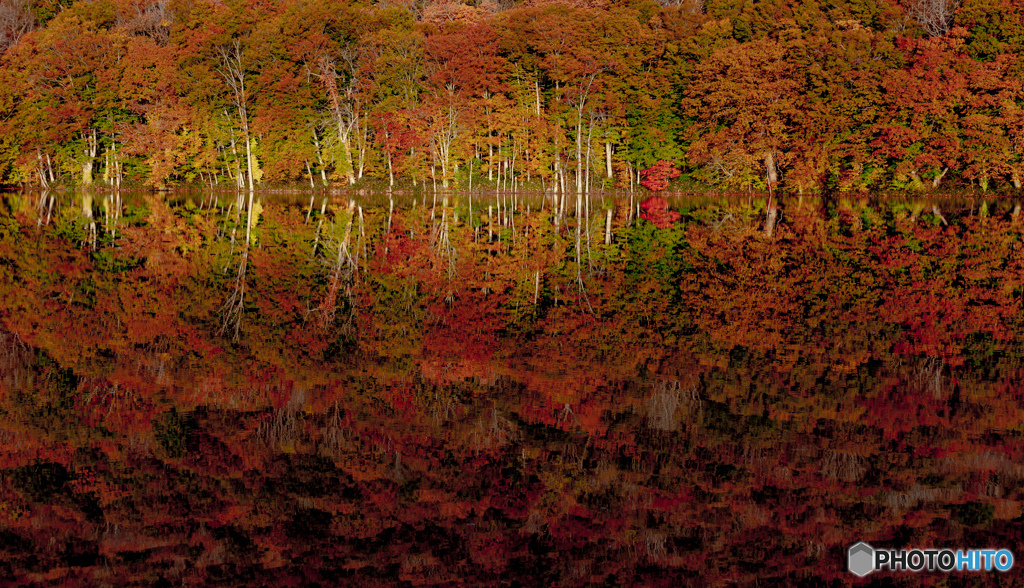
[217,39,256,194]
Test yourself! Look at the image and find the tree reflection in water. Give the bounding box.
[0,191,1023,584]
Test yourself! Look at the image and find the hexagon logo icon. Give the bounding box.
[848,542,875,577]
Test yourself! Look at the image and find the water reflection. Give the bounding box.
[0,189,1022,584]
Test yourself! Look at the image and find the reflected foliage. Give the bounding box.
[0,191,1023,584]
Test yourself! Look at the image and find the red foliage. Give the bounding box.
[640,196,681,228]
[639,160,681,192]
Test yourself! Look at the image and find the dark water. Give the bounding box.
[0,189,1022,585]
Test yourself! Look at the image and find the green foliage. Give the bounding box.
[621,219,690,286]
[41,358,79,407]
[0,197,21,240]
[624,113,687,170]
[367,273,424,355]
[10,460,70,501]
[155,408,193,458]
[957,0,1024,60]
[962,332,1000,374]
[950,501,995,527]
[52,211,87,244]
[324,327,358,361]
[90,249,144,274]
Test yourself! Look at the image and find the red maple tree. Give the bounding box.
[639,160,682,192]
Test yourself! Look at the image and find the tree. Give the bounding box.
[217,39,256,193]
[425,84,462,188]
[785,25,897,193]
[684,36,799,190]
[639,160,681,192]
[870,31,985,190]
[908,0,961,37]
[2,9,126,186]
[0,0,34,55]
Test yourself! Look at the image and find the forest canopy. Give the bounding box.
[1,0,1023,193]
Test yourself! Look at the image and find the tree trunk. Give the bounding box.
[387,149,394,187]
[112,140,121,188]
[37,152,48,189]
[81,130,98,186]
[244,128,255,193]
[535,77,541,118]
[575,119,583,195]
[245,191,255,244]
[764,198,778,238]
[341,135,356,185]
[103,145,110,185]
[358,113,368,179]
[908,170,925,190]
[313,127,329,186]
[585,118,593,194]
[605,142,613,179]
[764,151,778,187]
[227,115,245,189]
[82,193,93,220]
[81,162,93,186]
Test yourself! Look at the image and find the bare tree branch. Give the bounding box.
[908,0,960,37]
[0,0,35,55]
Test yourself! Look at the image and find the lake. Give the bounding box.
[0,189,1022,585]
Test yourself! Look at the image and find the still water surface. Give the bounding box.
[0,190,1022,585]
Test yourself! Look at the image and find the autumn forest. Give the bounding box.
[1,0,1024,192]
[4,0,1024,585]
[2,187,1024,584]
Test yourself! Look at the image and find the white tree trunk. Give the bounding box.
[605,141,613,179]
